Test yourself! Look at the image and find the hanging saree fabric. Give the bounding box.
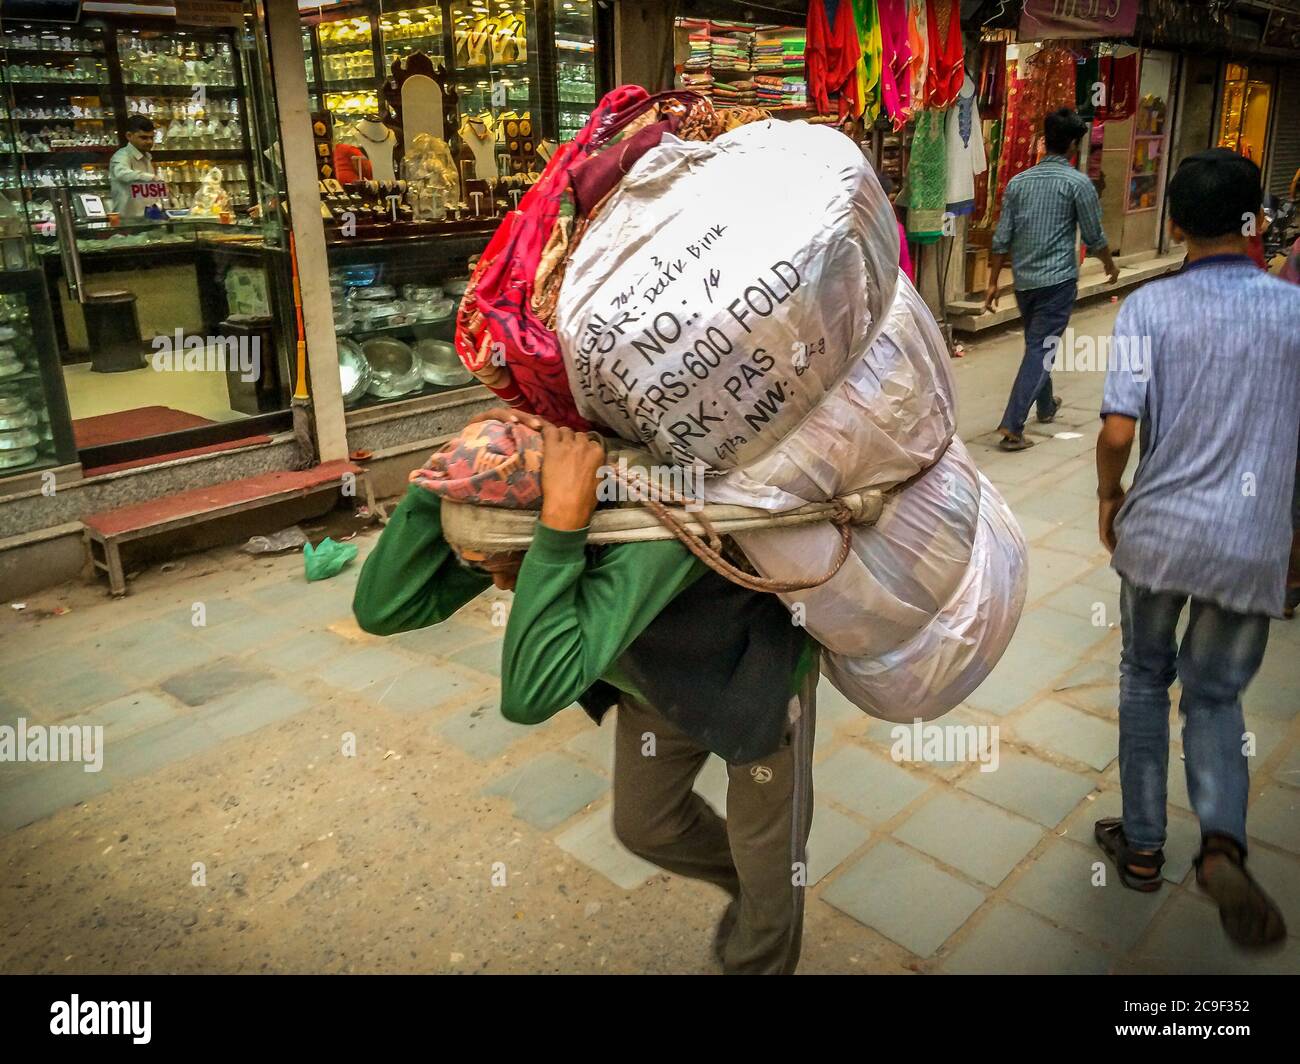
[1095,51,1138,122]
[877,0,911,129]
[905,0,929,110]
[976,39,1007,112]
[904,109,947,243]
[925,0,963,109]
[849,0,883,121]
[807,0,862,118]
[993,43,1077,212]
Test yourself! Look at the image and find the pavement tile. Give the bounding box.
[21,668,137,721]
[100,715,226,783]
[1025,547,1096,604]
[806,804,872,886]
[555,807,658,890]
[1007,837,1167,952]
[0,763,114,835]
[160,597,265,631]
[693,755,728,814]
[1244,787,1300,855]
[939,901,1111,975]
[482,752,609,831]
[1130,892,1300,975]
[860,708,994,780]
[1014,699,1118,771]
[193,611,296,657]
[565,716,617,772]
[196,682,317,741]
[393,619,496,659]
[112,631,223,687]
[319,645,417,696]
[815,678,865,727]
[438,697,533,760]
[816,745,931,825]
[368,665,489,716]
[964,636,1073,716]
[894,790,1044,886]
[68,691,182,742]
[1243,667,1299,721]
[251,630,353,674]
[822,839,986,957]
[958,749,1098,827]
[447,638,504,678]
[161,659,274,707]
[1042,581,1120,626]
[1016,605,1113,657]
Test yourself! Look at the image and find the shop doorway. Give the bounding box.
[0,2,295,477]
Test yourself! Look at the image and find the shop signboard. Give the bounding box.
[176,0,244,28]
[1019,0,1139,42]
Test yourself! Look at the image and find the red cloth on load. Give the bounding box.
[878,0,911,129]
[453,85,651,430]
[807,0,861,118]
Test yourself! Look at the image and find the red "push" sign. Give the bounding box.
[130,181,169,199]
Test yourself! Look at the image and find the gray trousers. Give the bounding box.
[610,664,818,974]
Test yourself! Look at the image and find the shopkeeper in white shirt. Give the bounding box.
[109,114,168,220]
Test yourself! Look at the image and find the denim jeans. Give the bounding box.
[1117,577,1271,853]
[998,278,1077,436]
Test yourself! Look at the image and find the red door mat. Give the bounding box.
[74,407,273,477]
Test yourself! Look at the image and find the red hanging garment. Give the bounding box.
[925,0,963,109]
[807,0,861,118]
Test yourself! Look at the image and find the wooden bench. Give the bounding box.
[82,460,384,596]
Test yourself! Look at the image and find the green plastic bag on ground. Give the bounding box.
[303,537,358,581]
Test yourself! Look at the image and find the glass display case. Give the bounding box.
[1126,51,1172,214]
[301,0,608,411]
[0,191,77,479]
[1217,62,1273,166]
[553,0,596,142]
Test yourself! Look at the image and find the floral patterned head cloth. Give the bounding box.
[408,419,544,509]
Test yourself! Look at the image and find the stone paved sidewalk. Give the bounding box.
[1,299,1297,974]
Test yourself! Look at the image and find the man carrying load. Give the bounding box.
[353,409,820,975]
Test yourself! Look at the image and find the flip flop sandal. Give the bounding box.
[1095,817,1164,892]
[1194,835,1288,950]
[998,434,1035,452]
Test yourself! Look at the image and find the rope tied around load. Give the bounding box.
[613,464,863,594]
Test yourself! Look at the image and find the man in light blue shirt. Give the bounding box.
[984,108,1119,450]
[1095,149,1298,949]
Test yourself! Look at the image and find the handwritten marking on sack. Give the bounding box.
[572,256,808,466]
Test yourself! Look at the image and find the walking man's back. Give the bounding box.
[984,107,1120,451]
[1095,148,1300,949]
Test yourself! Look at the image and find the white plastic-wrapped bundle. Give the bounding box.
[820,475,1029,723]
[557,119,900,473]
[706,275,956,510]
[733,437,982,658]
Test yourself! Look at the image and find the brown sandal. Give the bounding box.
[1095,818,1164,892]
[1195,835,1287,950]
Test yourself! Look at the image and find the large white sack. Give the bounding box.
[734,436,982,657]
[706,274,956,510]
[821,474,1029,723]
[557,119,900,473]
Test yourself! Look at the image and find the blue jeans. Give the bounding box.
[998,278,1077,436]
[1117,578,1270,853]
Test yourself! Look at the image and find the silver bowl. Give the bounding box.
[362,337,424,398]
[415,339,472,386]
[337,338,372,407]
[0,427,40,450]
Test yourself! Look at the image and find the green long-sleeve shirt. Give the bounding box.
[352,485,708,723]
